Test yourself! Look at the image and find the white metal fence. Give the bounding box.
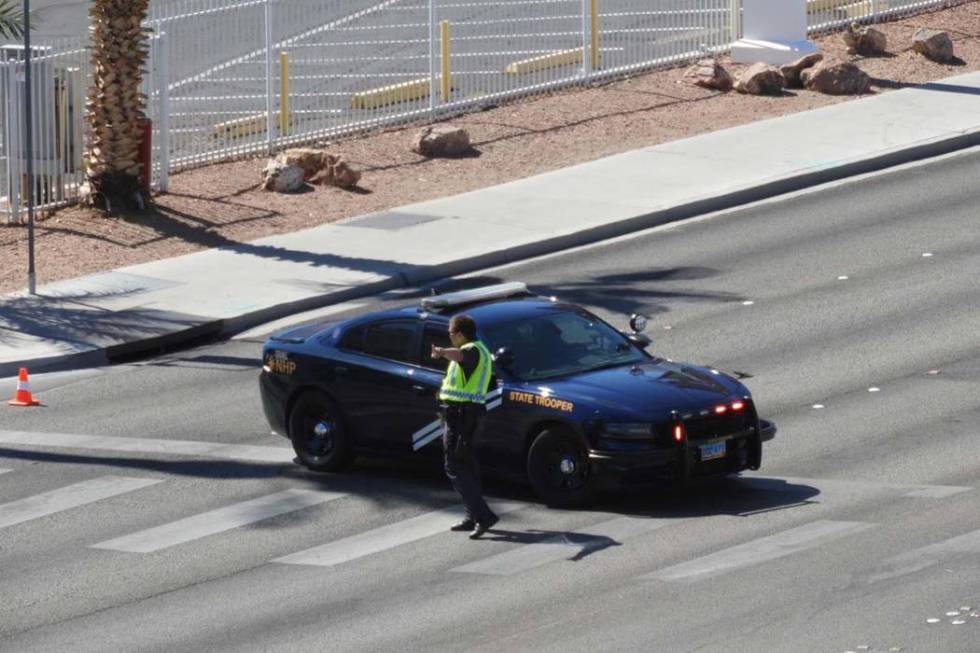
[0,39,88,223]
[0,0,962,221]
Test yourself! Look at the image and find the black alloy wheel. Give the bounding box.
[288,391,353,472]
[527,427,594,507]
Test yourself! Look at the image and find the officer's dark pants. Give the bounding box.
[442,402,496,525]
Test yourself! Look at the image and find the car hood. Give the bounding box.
[523,359,746,420]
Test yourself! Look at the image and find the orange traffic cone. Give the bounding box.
[8,368,40,407]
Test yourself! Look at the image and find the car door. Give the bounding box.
[331,319,422,452]
[408,322,453,459]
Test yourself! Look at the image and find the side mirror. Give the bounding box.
[493,347,514,369]
[629,313,648,333]
[626,332,652,349]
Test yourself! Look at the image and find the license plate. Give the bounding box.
[699,441,726,461]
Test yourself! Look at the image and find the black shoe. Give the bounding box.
[450,519,475,532]
[468,514,499,539]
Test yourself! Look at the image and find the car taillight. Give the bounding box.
[672,423,685,443]
[714,404,728,414]
[731,400,745,411]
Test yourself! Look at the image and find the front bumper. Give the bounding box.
[588,419,776,489]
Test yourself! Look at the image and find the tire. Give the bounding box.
[526,427,594,508]
[288,391,354,472]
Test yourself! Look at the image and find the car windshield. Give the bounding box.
[482,309,646,381]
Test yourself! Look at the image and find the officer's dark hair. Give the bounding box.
[449,314,477,341]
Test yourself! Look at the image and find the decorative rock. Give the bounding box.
[912,28,954,63]
[261,158,306,193]
[843,23,887,56]
[411,125,472,157]
[780,53,824,88]
[734,63,785,96]
[283,148,329,181]
[310,156,362,189]
[684,58,733,92]
[801,58,871,95]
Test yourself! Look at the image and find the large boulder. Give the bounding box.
[734,63,785,96]
[411,125,472,157]
[684,58,733,92]
[842,23,887,56]
[261,158,305,193]
[912,28,954,63]
[801,59,871,95]
[780,53,824,88]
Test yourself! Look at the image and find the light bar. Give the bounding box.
[420,282,529,311]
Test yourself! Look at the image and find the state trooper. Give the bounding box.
[430,314,498,539]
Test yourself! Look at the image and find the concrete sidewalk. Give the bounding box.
[3,71,980,378]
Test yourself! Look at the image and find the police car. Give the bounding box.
[259,282,776,506]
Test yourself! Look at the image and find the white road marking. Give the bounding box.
[0,430,294,464]
[0,476,162,529]
[870,528,980,583]
[737,474,972,501]
[452,516,677,576]
[642,520,874,581]
[92,489,345,553]
[274,500,527,567]
[0,468,10,476]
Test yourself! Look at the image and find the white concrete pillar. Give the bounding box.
[731,0,818,65]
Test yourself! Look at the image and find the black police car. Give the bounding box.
[259,282,776,506]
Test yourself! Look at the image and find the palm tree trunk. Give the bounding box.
[84,0,150,213]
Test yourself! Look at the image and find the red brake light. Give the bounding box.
[731,400,745,411]
[672,424,685,443]
[714,404,727,414]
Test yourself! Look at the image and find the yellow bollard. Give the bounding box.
[279,51,289,137]
[590,0,599,70]
[440,20,450,102]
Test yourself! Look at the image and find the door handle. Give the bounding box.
[412,384,431,396]
[335,365,349,375]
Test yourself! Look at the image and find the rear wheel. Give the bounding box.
[527,427,594,508]
[288,391,353,472]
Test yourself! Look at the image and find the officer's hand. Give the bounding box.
[431,345,442,359]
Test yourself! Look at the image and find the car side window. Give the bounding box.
[360,321,418,364]
[421,326,452,372]
[338,324,365,352]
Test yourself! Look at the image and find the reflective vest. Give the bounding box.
[439,340,493,404]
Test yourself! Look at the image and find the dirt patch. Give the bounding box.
[3,2,980,295]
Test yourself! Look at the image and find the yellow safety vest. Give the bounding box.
[439,340,492,404]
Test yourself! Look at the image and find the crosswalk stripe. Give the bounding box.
[452,516,677,576]
[642,520,875,582]
[0,476,162,529]
[0,430,293,463]
[274,500,527,567]
[737,474,972,500]
[870,527,980,583]
[91,489,346,553]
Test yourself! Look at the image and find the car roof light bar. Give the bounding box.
[420,282,530,311]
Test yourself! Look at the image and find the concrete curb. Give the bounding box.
[5,126,980,379]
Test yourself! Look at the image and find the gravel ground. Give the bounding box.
[2,1,980,295]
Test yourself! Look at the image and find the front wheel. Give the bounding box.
[527,427,594,508]
[288,391,354,472]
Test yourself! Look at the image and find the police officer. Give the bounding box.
[430,314,498,539]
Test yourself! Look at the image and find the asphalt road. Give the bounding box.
[1,149,979,651]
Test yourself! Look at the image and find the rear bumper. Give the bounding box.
[259,371,289,439]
